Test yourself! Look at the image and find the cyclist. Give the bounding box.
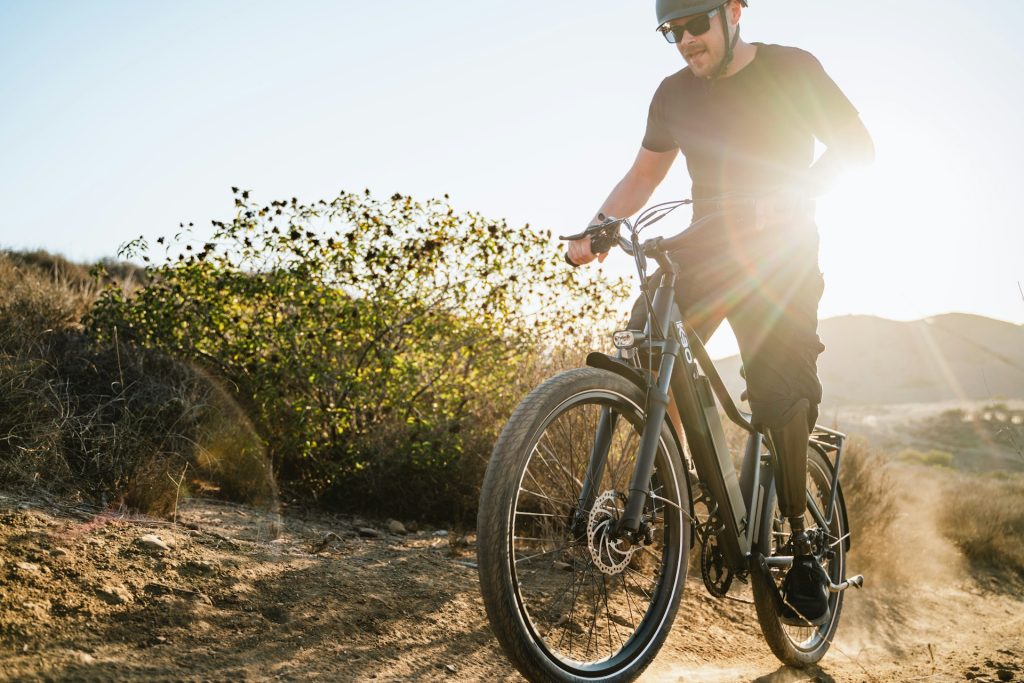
[566,0,873,625]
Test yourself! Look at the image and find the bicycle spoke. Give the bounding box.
[501,388,684,669]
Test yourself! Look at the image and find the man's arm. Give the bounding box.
[804,114,874,197]
[567,146,677,266]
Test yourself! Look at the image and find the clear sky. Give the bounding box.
[2,1,1023,358]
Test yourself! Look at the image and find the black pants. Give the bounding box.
[627,212,825,430]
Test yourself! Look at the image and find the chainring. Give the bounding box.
[587,490,641,576]
[700,529,734,598]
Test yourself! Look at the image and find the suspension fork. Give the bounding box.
[616,340,679,537]
[615,269,680,538]
[574,406,618,534]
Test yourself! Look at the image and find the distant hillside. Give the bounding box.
[713,313,1024,407]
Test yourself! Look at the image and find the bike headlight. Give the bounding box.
[612,330,644,349]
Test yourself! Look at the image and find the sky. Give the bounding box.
[2,0,1023,358]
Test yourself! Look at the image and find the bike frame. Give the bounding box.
[576,241,848,574]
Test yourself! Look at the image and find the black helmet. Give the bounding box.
[655,0,747,29]
[655,0,748,80]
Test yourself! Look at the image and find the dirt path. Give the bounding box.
[1,487,1021,682]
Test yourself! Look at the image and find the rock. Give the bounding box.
[357,527,381,538]
[95,584,133,605]
[182,560,216,574]
[143,583,173,597]
[135,534,171,552]
[444,664,457,675]
[432,530,449,538]
[997,670,1014,682]
[386,519,407,535]
[51,547,70,557]
[15,561,41,574]
[73,651,95,664]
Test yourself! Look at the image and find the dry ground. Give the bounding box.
[1,468,1022,683]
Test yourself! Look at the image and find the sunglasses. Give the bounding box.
[659,7,719,43]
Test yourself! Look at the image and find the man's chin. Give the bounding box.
[685,52,712,77]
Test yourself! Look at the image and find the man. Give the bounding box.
[566,0,873,625]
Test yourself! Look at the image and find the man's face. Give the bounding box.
[667,4,732,78]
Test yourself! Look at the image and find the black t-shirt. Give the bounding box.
[642,44,858,206]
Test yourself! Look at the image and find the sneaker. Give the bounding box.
[779,555,831,626]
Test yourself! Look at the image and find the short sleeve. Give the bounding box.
[642,81,678,153]
[791,51,860,145]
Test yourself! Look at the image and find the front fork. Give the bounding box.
[577,270,681,541]
[573,405,617,535]
[573,340,680,541]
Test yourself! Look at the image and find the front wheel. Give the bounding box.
[751,444,849,666]
[477,368,690,682]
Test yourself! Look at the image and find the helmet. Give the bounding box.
[655,0,747,29]
[655,0,748,80]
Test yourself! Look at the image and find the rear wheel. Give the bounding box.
[751,445,848,666]
[477,368,690,682]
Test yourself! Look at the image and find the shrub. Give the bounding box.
[897,448,954,467]
[89,189,627,521]
[939,474,1024,579]
[0,254,274,516]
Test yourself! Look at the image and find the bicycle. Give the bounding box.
[476,199,863,682]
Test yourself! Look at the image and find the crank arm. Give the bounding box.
[761,556,865,592]
[828,574,864,593]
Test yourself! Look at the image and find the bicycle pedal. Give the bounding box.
[827,574,864,593]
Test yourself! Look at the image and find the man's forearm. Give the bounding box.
[591,173,661,224]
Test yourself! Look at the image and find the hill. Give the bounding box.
[713,313,1024,408]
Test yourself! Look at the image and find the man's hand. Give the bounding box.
[566,235,608,266]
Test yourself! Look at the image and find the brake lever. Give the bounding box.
[560,214,623,267]
[558,214,621,242]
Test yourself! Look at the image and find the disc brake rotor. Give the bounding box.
[587,490,641,576]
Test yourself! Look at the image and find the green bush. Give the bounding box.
[90,189,627,520]
[897,448,954,467]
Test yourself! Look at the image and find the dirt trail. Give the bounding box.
[0,482,1021,683]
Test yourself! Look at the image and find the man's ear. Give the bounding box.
[728,0,743,26]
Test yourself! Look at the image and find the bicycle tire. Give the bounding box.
[751,444,848,666]
[477,367,690,682]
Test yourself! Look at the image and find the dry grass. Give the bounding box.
[939,473,1024,579]
[0,253,274,516]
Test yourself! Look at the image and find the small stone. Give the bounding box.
[432,530,449,537]
[997,670,1014,682]
[135,534,171,552]
[357,527,381,538]
[95,584,133,605]
[15,561,41,574]
[444,664,457,675]
[143,583,173,596]
[73,651,95,664]
[51,547,70,557]
[182,560,216,574]
[386,519,407,535]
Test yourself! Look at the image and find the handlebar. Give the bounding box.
[559,207,724,267]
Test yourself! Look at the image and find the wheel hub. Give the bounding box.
[587,490,641,575]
